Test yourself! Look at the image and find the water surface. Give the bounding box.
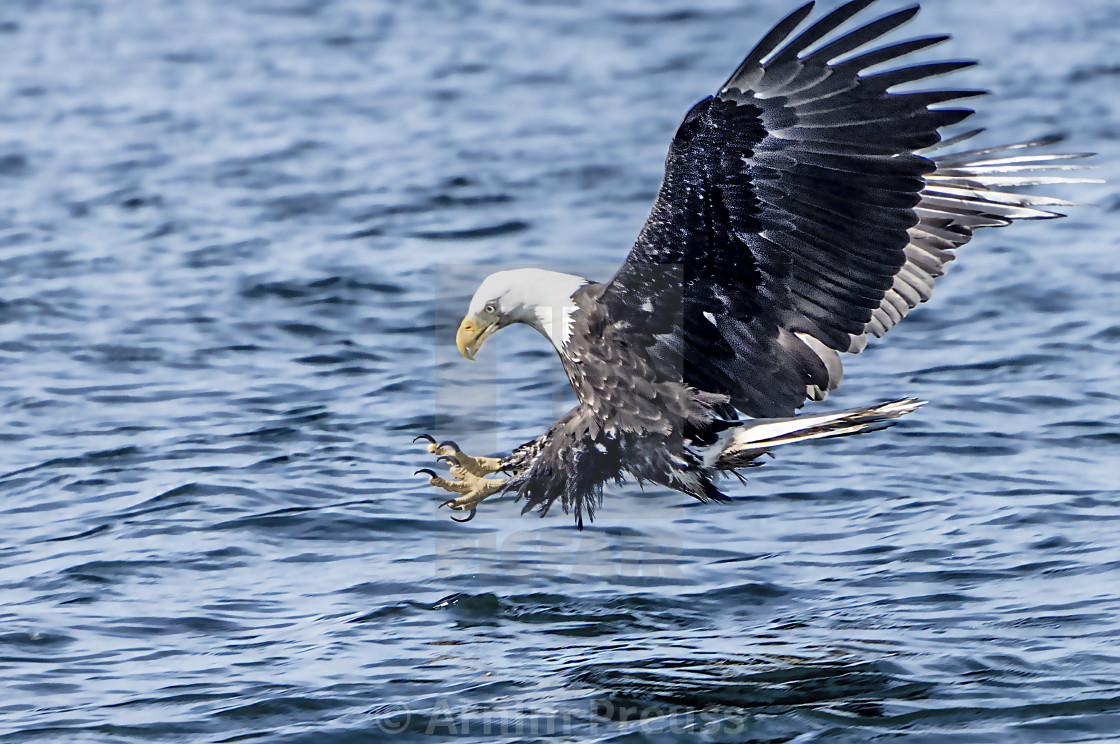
[1,0,1118,742]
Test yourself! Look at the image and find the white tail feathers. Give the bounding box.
[710,398,926,468]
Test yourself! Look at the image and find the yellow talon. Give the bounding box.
[415,435,508,521]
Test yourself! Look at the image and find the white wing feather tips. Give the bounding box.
[843,140,1094,347]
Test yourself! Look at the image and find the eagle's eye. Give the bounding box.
[484,303,497,314]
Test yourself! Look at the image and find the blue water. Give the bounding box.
[1,0,1118,742]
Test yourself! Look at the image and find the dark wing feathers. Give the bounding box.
[768,0,880,67]
[800,5,921,69]
[598,0,1085,419]
[723,2,816,87]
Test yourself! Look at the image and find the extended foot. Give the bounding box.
[414,435,507,522]
[414,436,503,477]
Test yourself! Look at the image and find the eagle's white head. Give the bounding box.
[456,268,589,359]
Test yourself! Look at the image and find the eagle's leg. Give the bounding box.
[413,436,507,521]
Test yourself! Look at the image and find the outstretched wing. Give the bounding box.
[600,0,1086,419]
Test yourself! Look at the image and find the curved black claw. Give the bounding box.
[414,468,437,478]
[413,434,436,445]
[439,498,477,522]
[436,455,459,467]
[437,440,461,453]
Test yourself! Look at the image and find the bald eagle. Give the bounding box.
[415,0,1091,528]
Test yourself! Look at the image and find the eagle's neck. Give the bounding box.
[504,269,589,353]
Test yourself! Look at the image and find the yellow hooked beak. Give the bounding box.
[455,316,498,360]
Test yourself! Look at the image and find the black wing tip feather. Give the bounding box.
[722,1,817,91]
[807,4,923,65]
[723,2,966,99]
[768,0,882,66]
[862,60,978,90]
[836,35,953,75]
[744,1,817,64]
[866,4,922,34]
